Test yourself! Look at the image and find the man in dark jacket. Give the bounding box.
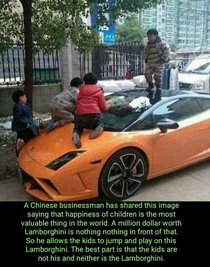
[144,29,170,92]
[72,72,109,148]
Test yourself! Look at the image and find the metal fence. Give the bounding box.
[0,45,61,86]
[0,42,145,86]
[92,41,145,80]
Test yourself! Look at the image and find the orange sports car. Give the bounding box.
[18,89,210,201]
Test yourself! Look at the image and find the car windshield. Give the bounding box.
[182,58,210,74]
[102,91,151,131]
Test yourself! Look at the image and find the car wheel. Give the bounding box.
[99,148,147,200]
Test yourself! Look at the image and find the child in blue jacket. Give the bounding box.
[12,90,39,154]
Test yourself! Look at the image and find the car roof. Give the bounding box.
[139,89,210,115]
[107,87,200,100]
[107,88,210,114]
[115,87,210,97]
[120,88,210,131]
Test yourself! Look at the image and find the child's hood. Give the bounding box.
[79,84,103,97]
[147,36,162,45]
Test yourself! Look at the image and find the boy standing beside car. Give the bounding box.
[11,90,40,155]
[144,28,170,92]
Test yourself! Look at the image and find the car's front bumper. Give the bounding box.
[18,146,99,201]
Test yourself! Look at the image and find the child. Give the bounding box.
[144,28,170,92]
[72,72,109,148]
[46,77,83,133]
[12,90,39,154]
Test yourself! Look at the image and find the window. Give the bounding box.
[183,59,210,74]
[196,98,210,111]
[153,98,202,125]
[135,115,154,130]
[103,93,151,131]
[183,54,189,59]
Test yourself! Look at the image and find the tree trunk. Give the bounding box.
[81,52,86,78]
[20,0,33,111]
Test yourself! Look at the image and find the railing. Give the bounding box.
[0,44,61,86]
[92,41,145,80]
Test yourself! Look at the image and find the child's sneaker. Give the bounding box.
[16,138,25,152]
[72,132,82,148]
[31,124,39,136]
[46,121,54,133]
[89,126,104,139]
[38,121,45,130]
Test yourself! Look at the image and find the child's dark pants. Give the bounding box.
[73,114,104,136]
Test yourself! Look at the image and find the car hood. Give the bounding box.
[25,123,117,166]
[178,72,208,83]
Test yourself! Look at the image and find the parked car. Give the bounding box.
[18,89,210,201]
[179,54,210,93]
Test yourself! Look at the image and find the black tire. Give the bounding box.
[99,148,148,200]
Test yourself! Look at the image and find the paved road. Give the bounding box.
[0,159,209,201]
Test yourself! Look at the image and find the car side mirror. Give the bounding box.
[156,118,179,133]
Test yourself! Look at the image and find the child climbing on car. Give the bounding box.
[46,77,83,133]
[72,72,109,148]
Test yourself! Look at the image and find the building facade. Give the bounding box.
[141,0,210,49]
[142,0,175,45]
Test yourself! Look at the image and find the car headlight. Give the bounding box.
[190,80,205,91]
[46,151,85,170]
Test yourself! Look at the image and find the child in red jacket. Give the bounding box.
[72,72,109,148]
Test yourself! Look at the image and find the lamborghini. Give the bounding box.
[18,89,210,201]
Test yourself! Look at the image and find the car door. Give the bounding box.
[151,97,210,175]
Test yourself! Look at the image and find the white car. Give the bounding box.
[179,55,210,93]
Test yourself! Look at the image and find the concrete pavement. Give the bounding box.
[130,160,210,201]
[0,159,209,201]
